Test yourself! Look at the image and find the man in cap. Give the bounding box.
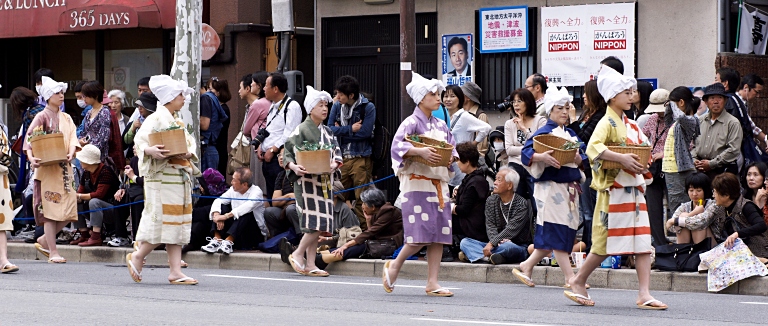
[691,83,742,180]
[460,82,489,156]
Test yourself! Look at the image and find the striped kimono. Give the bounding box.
[134,106,200,245]
[587,107,653,256]
[283,118,343,234]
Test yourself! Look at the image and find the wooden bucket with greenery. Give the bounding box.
[29,129,67,166]
[405,134,454,167]
[295,141,333,175]
[532,134,581,165]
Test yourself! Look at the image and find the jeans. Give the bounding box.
[579,176,596,250]
[459,237,528,264]
[201,146,219,172]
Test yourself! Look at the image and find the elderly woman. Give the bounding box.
[70,145,120,247]
[327,188,404,262]
[568,66,667,310]
[108,89,130,134]
[284,86,343,277]
[382,73,458,297]
[27,77,80,264]
[709,173,768,261]
[504,88,547,207]
[126,75,200,285]
[512,86,586,288]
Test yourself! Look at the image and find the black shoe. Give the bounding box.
[489,253,506,265]
[279,237,291,265]
[441,246,454,262]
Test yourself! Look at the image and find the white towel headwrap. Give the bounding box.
[149,75,194,105]
[406,72,445,105]
[303,85,332,115]
[39,76,68,102]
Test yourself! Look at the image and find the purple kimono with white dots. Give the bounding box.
[391,108,458,245]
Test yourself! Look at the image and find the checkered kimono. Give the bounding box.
[284,118,343,234]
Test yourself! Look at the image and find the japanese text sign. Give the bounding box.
[541,3,636,86]
[479,6,529,53]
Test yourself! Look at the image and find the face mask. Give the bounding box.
[77,99,87,108]
[493,141,504,151]
[35,85,42,94]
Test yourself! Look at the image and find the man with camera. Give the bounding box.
[255,73,303,198]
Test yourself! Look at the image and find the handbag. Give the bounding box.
[336,226,362,247]
[365,238,398,259]
[227,118,251,175]
[654,237,712,272]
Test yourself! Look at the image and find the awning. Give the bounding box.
[0,0,175,39]
[58,0,176,33]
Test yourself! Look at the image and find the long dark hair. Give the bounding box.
[633,81,653,114]
[583,80,606,121]
[742,162,768,200]
[510,88,536,118]
[668,86,696,115]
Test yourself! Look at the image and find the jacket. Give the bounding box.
[352,203,404,247]
[453,168,491,242]
[327,94,375,157]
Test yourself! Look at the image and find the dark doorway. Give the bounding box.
[322,13,438,201]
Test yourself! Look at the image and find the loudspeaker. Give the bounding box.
[284,70,305,107]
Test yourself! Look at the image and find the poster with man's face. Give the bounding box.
[442,34,473,86]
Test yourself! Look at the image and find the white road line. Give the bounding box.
[411,318,554,326]
[203,274,461,290]
[741,302,768,305]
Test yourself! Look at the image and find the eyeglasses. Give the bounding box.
[512,100,524,104]
[524,84,534,89]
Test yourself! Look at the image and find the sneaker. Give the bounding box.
[107,237,131,247]
[489,253,506,265]
[201,237,221,254]
[56,230,74,244]
[219,239,233,255]
[458,251,469,262]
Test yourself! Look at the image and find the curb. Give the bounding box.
[7,242,768,295]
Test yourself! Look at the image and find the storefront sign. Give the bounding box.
[201,23,221,61]
[59,5,138,32]
[441,33,473,86]
[478,5,528,53]
[540,3,636,86]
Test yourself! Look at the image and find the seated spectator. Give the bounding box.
[123,147,145,247]
[201,167,267,254]
[264,146,300,237]
[452,142,491,246]
[187,169,231,252]
[459,167,531,264]
[709,173,768,261]
[70,145,120,247]
[743,162,768,209]
[666,173,718,246]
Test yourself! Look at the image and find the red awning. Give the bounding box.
[0,0,175,39]
[58,0,176,33]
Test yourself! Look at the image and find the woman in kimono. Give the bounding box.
[0,100,19,273]
[28,77,79,264]
[566,66,668,310]
[284,86,343,277]
[512,87,586,288]
[127,75,200,285]
[381,73,458,297]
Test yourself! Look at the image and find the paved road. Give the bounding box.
[1,260,766,325]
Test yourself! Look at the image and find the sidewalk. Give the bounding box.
[7,242,767,296]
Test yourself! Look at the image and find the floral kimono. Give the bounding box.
[134,106,200,245]
[24,109,79,223]
[390,108,457,245]
[0,125,14,231]
[283,118,343,234]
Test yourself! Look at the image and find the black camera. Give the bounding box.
[495,95,512,112]
[250,128,270,148]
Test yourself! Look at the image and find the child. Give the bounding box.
[666,173,718,246]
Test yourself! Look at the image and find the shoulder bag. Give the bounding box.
[227,116,251,175]
[654,237,712,272]
[365,238,398,259]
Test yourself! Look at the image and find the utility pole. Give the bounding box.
[400,0,416,121]
[171,0,203,158]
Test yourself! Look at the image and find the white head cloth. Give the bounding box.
[406,72,445,105]
[303,85,332,115]
[149,75,194,105]
[39,76,68,102]
[543,86,571,115]
[597,65,636,102]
